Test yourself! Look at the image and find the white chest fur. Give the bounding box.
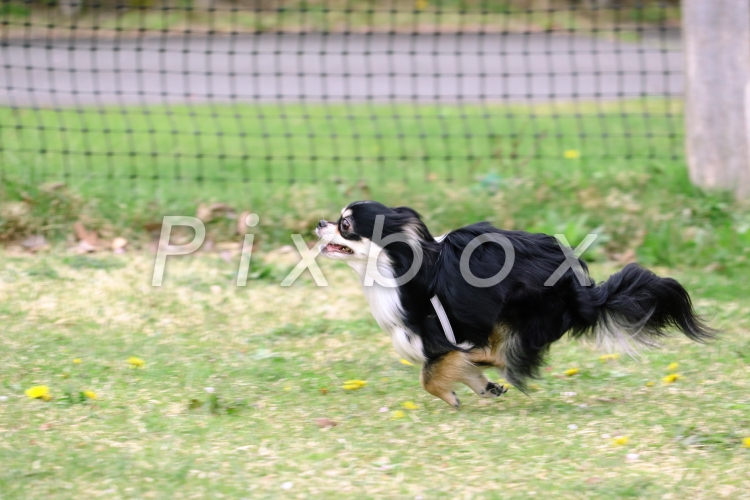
[362,283,426,364]
[349,258,426,364]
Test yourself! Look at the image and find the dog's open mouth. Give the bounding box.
[324,243,353,255]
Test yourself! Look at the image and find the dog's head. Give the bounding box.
[316,201,431,263]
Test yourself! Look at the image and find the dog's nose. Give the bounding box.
[317,220,328,229]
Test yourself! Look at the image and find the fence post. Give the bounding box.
[682,0,750,198]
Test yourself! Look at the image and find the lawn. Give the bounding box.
[1,101,683,185]
[0,252,748,498]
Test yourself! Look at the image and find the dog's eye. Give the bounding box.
[341,218,351,231]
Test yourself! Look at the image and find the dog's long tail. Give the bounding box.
[585,263,716,353]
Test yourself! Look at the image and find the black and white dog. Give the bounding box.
[316,201,714,408]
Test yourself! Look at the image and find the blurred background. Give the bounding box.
[0,0,748,276]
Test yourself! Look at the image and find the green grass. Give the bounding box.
[1,100,749,276]
[0,254,748,498]
[1,101,683,184]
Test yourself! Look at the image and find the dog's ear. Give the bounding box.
[391,206,423,221]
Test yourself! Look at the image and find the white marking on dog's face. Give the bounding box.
[316,220,371,262]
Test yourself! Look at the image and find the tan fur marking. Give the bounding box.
[420,351,499,407]
[466,325,511,369]
[420,351,468,408]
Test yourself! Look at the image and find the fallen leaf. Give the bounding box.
[197,203,234,223]
[617,249,637,265]
[73,221,99,247]
[315,418,337,428]
[237,210,251,234]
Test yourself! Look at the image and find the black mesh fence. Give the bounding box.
[1,1,683,185]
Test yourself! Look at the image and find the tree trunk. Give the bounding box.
[683,0,750,198]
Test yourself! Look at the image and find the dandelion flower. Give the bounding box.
[342,380,367,391]
[402,401,418,410]
[400,359,413,366]
[662,373,681,384]
[564,149,581,159]
[127,357,145,368]
[645,381,655,387]
[667,362,679,372]
[742,437,750,448]
[599,353,620,362]
[25,385,51,401]
[564,368,580,376]
[83,390,97,400]
[612,436,629,446]
[73,358,82,364]
[415,0,428,10]
[391,410,406,419]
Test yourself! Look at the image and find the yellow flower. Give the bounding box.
[400,359,413,366]
[599,353,620,362]
[612,435,629,446]
[662,373,681,384]
[73,358,82,364]
[564,149,581,159]
[127,357,145,368]
[391,410,406,419]
[529,383,541,391]
[667,362,679,372]
[742,437,750,448]
[415,0,428,10]
[83,390,97,400]
[402,401,418,410]
[342,380,367,391]
[25,385,51,401]
[564,368,580,376]
[645,381,655,387]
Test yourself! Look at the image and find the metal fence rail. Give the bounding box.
[0,1,683,184]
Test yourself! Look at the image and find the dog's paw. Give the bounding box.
[451,391,461,410]
[483,381,508,397]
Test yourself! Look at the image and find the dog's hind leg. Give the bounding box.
[420,351,466,409]
[421,352,507,408]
